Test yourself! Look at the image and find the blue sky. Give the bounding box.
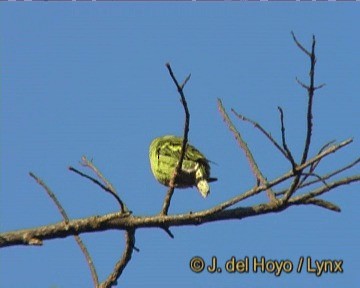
[1,3,359,287]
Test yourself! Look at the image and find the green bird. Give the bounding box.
[149,135,217,198]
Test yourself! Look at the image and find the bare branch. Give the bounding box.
[214,138,354,211]
[29,172,99,287]
[300,157,360,189]
[161,63,191,215]
[231,108,287,159]
[296,77,308,89]
[291,31,311,57]
[299,34,317,165]
[297,140,335,188]
[1,34,358,287]
[311,139,336,169]
[3,138,353,249]
[29,172,68,220]
[318,140,337,155]
[160,226,175,238]
[315,83,326,90]
[2,174,359,250]
[277,106,297,169]
[301,198,341,213]
[289,175,359,204]
[280,33,319,202]
[300,172,329,188]
[218,98,276,202]
[100,229,136,288]
[77,157,129,213]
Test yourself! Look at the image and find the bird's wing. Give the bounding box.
[159,138,207,162]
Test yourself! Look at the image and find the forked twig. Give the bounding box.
[71,157,129,213]
[218,99,276,202]
[299,33,316,165]
[231,109,287,158]
[282,33,321,202]
[161,63,191,215]
[298,140,336,186]
[302,157,360,189]
[289,175,359,204]
[207,138,354,213]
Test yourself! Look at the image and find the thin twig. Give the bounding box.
[310,140,337,171]
[161,226,175,238]
[296,77,308,89]
[78,157,129,213]
[318,140,337,155]
[218,98,276,202]
[291,31,311,57]
[299,157,360,190]
[29,172,68,220]
[315,83,326,90]
[100,229,136,288]
[29,172,99,287]
[277,106,297,170]
[161,63,191,215]
[289,175,359,204]
[300,34,317,165]
[302,198,341,212]
[300,172,329,188]
[298,140,336,187]
[68,166,130,215]
[231,108,287,158]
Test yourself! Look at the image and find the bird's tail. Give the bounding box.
[196,179,210,198]
[195,165,212,198]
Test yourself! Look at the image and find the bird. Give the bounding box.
[149,135,217,198]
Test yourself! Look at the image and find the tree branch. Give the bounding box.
[301,198,341,213]
[70,156,129,213]
[1,34,358,287]
[231,108,287,159]
[29,172,99,287]
[2,174,359,249]
[299,34,317,165]
[99,229,136,288]
[218,98,276,202]
[277,106,297,170]
[161,63,191,215]
[282,33,322,202]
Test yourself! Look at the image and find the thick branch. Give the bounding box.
[2,174,359,249]
[3,138,352,249]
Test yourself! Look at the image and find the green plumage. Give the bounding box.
[149,135,217,198]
